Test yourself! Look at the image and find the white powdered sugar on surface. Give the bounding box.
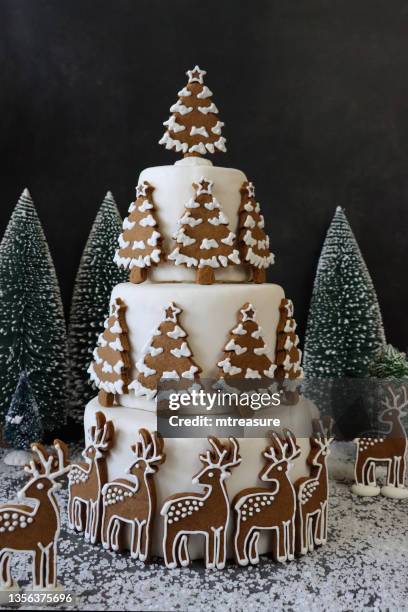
[0,443,406,611]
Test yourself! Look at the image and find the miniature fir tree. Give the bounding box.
[88,297,131,407]
[168,177,240,284]
[275,298,303,380]
[114,181,163,284]
[4,371,43,465]
[68,191,127,420]
[369,344,408,379]
[159,65,227,157]
[238,181,274,283]
[0,189,67,431]
[303,207,385,378]
[218,303,276,380]
[130,302,201,399]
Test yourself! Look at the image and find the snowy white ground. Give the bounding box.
[0,442,407,612]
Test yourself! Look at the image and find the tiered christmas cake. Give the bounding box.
[80,66,329,565]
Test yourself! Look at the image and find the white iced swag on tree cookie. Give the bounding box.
[159,65,226,157]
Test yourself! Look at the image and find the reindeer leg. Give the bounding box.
[33,545,44,588]
[130,520,140,559]
[163,524,178,569]
[177,535,190,567]
[139,521,149,562]
[0,552,12,589]
[110,519,121,552]
[287,519,295,561]
[206,531,215,570]
[44,543,56,589]
[398,456,406,488]
[216,528,227,569]
[248,530,260,565]
[314,510,322,547]
[90,501,100,544]
[234,521,251,566]
[308,515,315,553]
[68,496,74,530]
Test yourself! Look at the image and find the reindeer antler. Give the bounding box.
[87,411,115,455]
[382,385,408,412]
[24,440,70,481]
[199,437,241,470]
[263,429,300,463]
[131,429,165,467]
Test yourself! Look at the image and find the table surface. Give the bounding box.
[0,443,407,612]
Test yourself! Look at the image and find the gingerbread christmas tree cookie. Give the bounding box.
[130,302,201,399]
[275,298,303,380]
[218,303,276,380]
[159,65,226,157]
[238,181,274,283]
[114,181,163,284]
[88,297,131,407]
[168,177,240,284]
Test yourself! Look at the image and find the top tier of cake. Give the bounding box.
[138,157,248,282]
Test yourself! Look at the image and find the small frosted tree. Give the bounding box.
[0,189,67,431]
[68,192,127,421]
[303,206,385,379]
[369,344,408,379]
[4,371,43,466]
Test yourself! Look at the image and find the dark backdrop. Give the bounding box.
[1,0,407,347]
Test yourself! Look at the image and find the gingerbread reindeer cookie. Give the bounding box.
[68,411,114,544]
[161,437,241,570]
[101,429,165,562]
[233,430,300,566]
[0,440,70,590]
[295,418,333,555]
[352,386,408,499]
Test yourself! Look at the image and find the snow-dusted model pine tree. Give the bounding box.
[88,297,131,407]
[0,189,67,431]
[68,191,127,420]
[369,344,408,379]
[168,177,240,284]
[114,182,163,284]
[303,207,385,378]
[238,181,274,283]
[130,302,201,399]
[218,303,276,380]
[4,371,43,466]
[159,65,226,157]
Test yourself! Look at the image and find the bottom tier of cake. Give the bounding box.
[84,396,319,560]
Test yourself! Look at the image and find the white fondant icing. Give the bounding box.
[109,282,284,407]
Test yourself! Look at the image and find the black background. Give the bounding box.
[1,0,407,347]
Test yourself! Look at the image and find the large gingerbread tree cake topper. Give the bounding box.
[88,297,131,407]
[159,65,226,157]
[168,177,240,284]
[129,302,201,399]
[114,181,163,284]
[238,181,275,283]
[218,303,276,380]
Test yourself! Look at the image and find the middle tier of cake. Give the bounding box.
[111,281,285,410]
